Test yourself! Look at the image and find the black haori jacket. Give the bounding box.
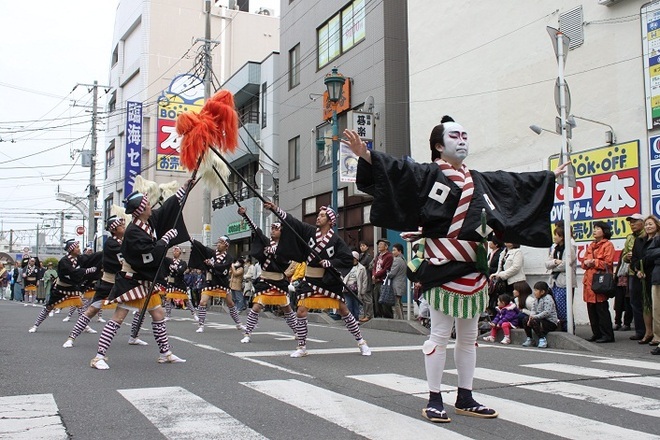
[58,251,103,291]
[121,194,190,282]
[356,150,556,290]
[188,240,233,289]
[165,256,188,291]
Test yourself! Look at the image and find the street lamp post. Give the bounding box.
[323,67,346,229]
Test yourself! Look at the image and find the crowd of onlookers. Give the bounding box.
[480,213,660,355]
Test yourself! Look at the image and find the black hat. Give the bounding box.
[376,238,390,246]
[64,239,79,253]
[124,191,148,216]
[106,215,125,231]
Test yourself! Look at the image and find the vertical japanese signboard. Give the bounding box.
[156,74,205,173]
[124,101,142,196]
[650,136,660,217]
[341,111,373,183]
[642,1,660,129]
[549,141,641,259]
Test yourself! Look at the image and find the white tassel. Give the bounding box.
[198,150,230,195]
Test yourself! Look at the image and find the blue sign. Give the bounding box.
[652,165,660,191]
[654,194,660,219]
[124,102,143,196]
[650,135,660,162]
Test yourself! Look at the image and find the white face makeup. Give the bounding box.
[441,122,469,163]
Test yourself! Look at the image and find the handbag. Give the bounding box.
[592,266,616,298]
[616,261,630,278]
[378,276,396,306]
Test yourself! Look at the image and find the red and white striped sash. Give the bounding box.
[306,228,334,264]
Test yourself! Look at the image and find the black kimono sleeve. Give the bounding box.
[150,194,190,247]
[276,213,317,263]
[188,240,215,271]
[58,258,87,285]
[121,225,168,280]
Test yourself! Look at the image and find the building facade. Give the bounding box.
[278,0,410,249]
[102,0,279,244]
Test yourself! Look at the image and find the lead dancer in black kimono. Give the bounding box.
[28,240,100,333]
[236,206,297,343]
[62,216,148,348]
[263,202,371,358]
[90,186,190,370]
[344,117,567,423]
[189,236,245,333]
[164,246,198,321]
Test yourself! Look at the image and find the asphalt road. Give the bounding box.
[1,300,659,439]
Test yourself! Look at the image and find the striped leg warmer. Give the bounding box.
[67,307,76,318]
[228,306,241,325]
[130,312,141,336]
[33,308,49,327]
[185,300,196,316]
[152,319,171,354]
[284,310,297,334]
[165,299,172,318]
[69,313,91,340]
[244,309,259,335]
[198,306,207,326]
[97,320,120,356]
[296,316,308,347]
[343,313,363,341]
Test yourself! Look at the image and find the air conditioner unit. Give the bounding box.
[597,0,624,6]
[257,7,274,16]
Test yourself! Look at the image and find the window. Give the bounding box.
[261,82,267,128]
[105,140,115,179]
[104,195,114,221]
[108,91,117,113]
[317,0,366,69]
[237,97,259,124]
[111,45,119,66]
[288,136,300,181]
[289,44,300,89]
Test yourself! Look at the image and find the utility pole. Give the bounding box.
[200,0,219,246]
[89,80,99,249]
[60,211,65,257]
[76,81,109,251]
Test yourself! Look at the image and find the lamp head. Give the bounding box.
[529,125,543,135]
[324,67,346,103]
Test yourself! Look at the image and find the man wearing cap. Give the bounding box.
[623,214,646,339]
[344,251,368,321]
[90,185,190,370]
[264,201,371,358]
[372,238,394,319]
[163,246,198,322]
[237,206,298,343]
[189,235,245,333]
[28,239,101,333]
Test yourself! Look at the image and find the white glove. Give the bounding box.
[204,258,214,266]
[161,228,178,244]
[169,264,176,271]
[320,259,332,268]
[85,267,97,274]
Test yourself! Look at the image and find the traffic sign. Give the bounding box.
[76,226,85,236]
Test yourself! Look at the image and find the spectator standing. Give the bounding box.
[642,216,660,353]
[192,269,203,308]
[491,243,526,294]
[482,293,518,344]
[613,247,633,331]
[624,214,646,339]
[243,258,255,309]
[582,221,616,343]
[37,262,47,304]
[372,238,393,318]
[43,262,58,304]
[545,223,576,331]
[390,243,408,320]
[0,262,7,300]
[229,258,246,311]
[522,281,559,348]
[13,265,24,302]
[632,215,659,344]
[344,251,368,320]
[358,241,374,323]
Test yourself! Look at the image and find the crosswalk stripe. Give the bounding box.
[0,394,67,439]
[233,345,423,358]
[447,368,660,418]
[118,387,267,440]
[349,373,659,439]
[522,362,637,378]
[242,379,472,440]
[593,358,660,371]
[613,376,660,389]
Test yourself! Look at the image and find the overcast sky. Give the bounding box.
[0,0,280,249]
[0,0,119,247]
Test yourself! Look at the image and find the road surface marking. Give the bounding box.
[0,394,67,439]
